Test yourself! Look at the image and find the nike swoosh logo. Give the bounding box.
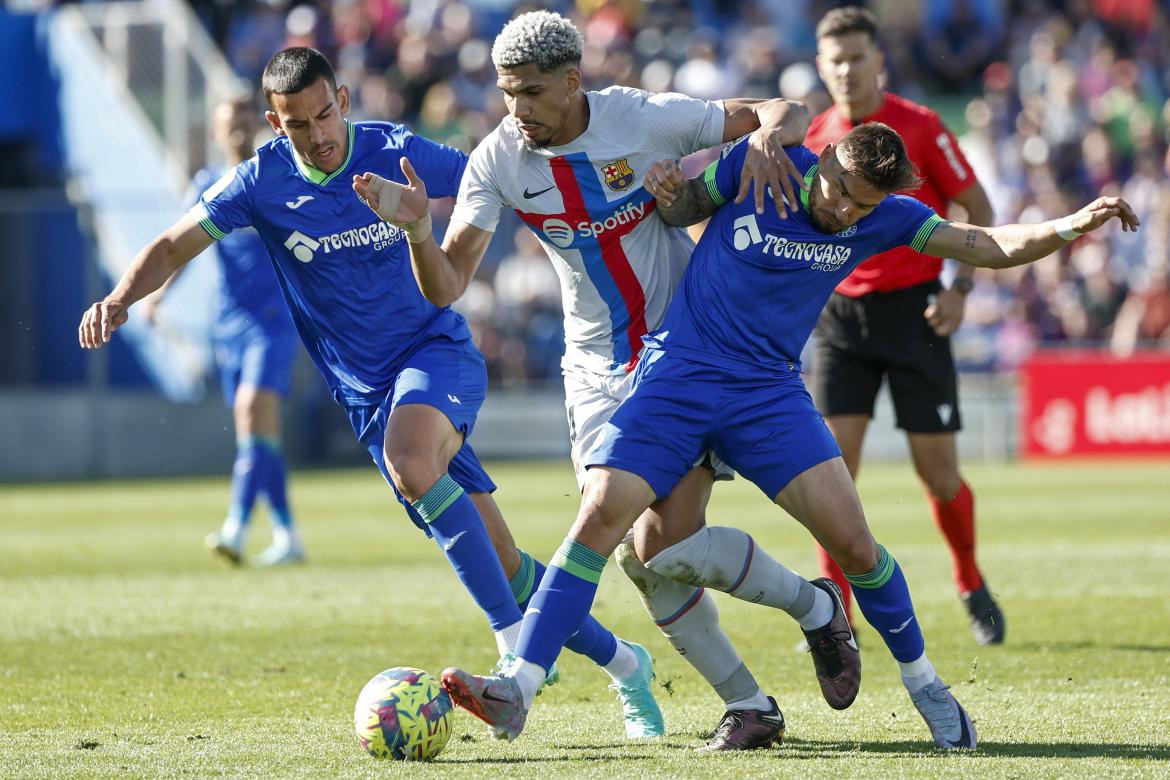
[522,185,555,199]
[758,714,785,726]
[285,195,314,209]
[889,616,916,634]
[481,688,513,704]
[945,703,973,748]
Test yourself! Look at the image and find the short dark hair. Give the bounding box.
[261,47,337,102]
[816,6,879,42]
[836,122,922,193]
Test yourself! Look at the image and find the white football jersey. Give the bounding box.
[452,87,725,376]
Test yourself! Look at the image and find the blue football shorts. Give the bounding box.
[214,325,298,405]
[344,335,496,534]
[585,346,842,502]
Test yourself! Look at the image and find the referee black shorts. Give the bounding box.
[811,279,961,434]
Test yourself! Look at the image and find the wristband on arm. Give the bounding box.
[1054,215,1082,242]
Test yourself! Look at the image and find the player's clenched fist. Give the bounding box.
[643,160,687,208]
[78,299,128,349]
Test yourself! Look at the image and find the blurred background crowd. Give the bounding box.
[52,0,1170,382]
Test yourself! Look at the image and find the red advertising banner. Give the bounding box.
[1021,350,1170,457]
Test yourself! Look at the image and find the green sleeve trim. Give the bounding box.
[909,213,947,253]
[199,216,227,241]
[702,160,727,207]
[550,539,607,585]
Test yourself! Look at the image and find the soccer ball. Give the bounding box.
[353,667,454,761]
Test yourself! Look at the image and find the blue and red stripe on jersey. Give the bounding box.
[515,152,654,372]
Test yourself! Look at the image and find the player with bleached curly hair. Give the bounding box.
[356,10,859,751]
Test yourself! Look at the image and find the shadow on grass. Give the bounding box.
[437,740,688,764]
[1011,640,1170,653]
[439,737,1169,764]
[439,753,658,765]
[783,737,1170,760]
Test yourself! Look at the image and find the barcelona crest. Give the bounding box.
[602,158,636,192]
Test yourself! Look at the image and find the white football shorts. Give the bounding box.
[562,363,733,491]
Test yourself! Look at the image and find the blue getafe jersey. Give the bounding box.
[654,138,946,370]
[193,121,470,404]
[186,166,293,340]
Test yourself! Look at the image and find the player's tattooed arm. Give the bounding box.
[922,196,1141,268]
[644,160,719,228]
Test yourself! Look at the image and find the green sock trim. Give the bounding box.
[238,435,282,453]
[410,474,463,524]
[550,538,606,585]
[510,550,537,604]
[846,545,895,589]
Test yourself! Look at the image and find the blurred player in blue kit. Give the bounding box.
[440,122,1140,750]
[142,97,303,567]
[79,47,662,737]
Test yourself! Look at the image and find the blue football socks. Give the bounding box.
[412,475,523,631]
[847,545,926,663]
[516,538,608,672]
[512,550,618,666]
[227,438,264,528]
[253,437,291,529]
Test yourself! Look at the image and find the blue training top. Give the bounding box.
[652,137,946,372]
[186,166,294,342]
[193,120,470,405]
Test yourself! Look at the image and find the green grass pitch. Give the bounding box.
[2,459,1168,777]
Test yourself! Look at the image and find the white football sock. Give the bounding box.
[219,516,244,545]
[494,620,522,656]
[646,527,825,628]
[898,652,937,694]
[602,639,640,683]
[725,690,774,713]
[616,540,766,708]
[798,587,835,631]
[270,523,298,550]
[512,659,546,709]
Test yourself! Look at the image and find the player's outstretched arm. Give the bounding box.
[645,160,719,228]
[78,212,213,349]
[353,158,492,307]
[921,196,1140,269]
[723,98,811,218]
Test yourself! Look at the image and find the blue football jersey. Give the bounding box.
[653,137,946,370]
[186,166,293,341]
[192,121,470,404]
